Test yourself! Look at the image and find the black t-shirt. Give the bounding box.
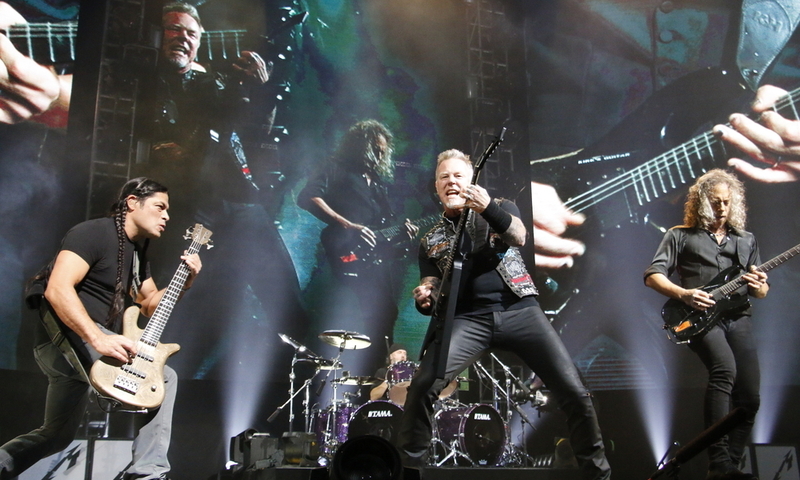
[60,217,150,330]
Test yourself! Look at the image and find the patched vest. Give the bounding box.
[421,201,538,298]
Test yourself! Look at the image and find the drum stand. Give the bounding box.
[316,346,349,463]
[433,436,477,467]
[475,356,537,467]
[268,342,325,433]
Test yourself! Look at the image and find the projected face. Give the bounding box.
[162,12,202,74]
[435,157,474,216]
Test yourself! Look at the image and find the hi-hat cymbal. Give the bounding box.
[318,330,371,350]
[334,375,383,386]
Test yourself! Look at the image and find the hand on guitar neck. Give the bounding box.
[0,2,71,126]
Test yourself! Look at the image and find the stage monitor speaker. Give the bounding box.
[745,444,799,479]
[280,432,319,466]
[19,438,133,480]
[242,466,328,480]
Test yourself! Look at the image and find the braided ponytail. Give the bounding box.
[105,177,168,329]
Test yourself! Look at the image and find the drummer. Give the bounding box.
[369,343,410,401]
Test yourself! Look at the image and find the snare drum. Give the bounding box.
[386,361,417,405]
[434,404,506,466]
[348,400,404,445]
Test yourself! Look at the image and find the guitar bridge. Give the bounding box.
[113,375,140,394]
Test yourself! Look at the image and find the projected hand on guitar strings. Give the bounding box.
[715,85,800,183]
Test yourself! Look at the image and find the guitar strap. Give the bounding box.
[738,0,800,90]
[131,244,143,300]
[39,301,91,383]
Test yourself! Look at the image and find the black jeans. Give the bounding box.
[689,316,760,471]
[396,305,611,480]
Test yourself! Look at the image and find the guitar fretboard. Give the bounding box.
[565,87,800,215]
[137,224,211,346]
[5,22,249,65]
[199,29,247,62]
[137,239,201,348]
[713,243,800,297]
[377,214,441,242]
[3,22,78,64]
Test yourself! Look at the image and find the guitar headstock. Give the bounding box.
[184,224,214,249]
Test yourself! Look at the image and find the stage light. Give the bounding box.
[329,435,403,480]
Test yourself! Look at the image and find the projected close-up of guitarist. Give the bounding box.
[297,119,426,370]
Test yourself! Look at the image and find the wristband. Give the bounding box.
[480,200,512,233]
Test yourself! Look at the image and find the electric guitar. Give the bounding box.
[429,128,505,378]
[89,224,212,409]
[321,214,440,275]
[661,241,800,343]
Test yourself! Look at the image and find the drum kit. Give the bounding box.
[272,331,548,468]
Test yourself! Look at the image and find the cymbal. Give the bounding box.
[296,357,341,370]
[334,375,383,386]
[318,330,371,350]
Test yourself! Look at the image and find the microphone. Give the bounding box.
[278,333,320,358]
[267,407,282,423]
[315,379,326,397]
[279,333,306,351]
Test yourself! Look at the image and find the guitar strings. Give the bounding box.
[563,88,800,215]
[122,238,200,385]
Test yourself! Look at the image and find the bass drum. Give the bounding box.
[435,404,506,466]
[348,400,404,445]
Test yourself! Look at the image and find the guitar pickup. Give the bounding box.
[136,352,154,363]
[113,375,140,394]
[121,364,146,378]
[675,320,693,332]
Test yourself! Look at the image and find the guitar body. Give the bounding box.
[90,307,180,409]
[661,266,750,343]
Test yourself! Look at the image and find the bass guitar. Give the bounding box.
[89,224,212,409]
[661,241,800,344]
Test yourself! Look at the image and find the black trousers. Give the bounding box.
[396,304,611,480]
[689,316,760,472]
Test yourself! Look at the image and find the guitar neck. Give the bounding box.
[4,22,78,64]
[565,87,800,215]
[376,214,440,242]
[138,240,201,347]
[6,22,247,65]
[195,29,248,64]
[713,243,800,297]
